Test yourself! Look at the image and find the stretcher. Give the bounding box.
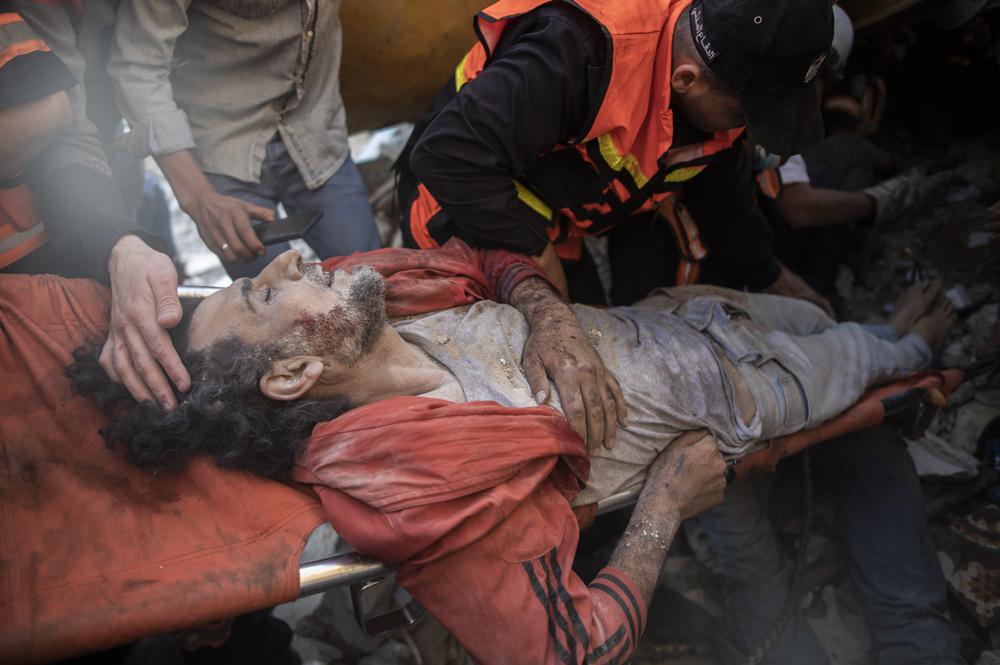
[0,277,963,664]
[298,368,960,601]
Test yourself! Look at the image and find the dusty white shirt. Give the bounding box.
[392,300,752,505]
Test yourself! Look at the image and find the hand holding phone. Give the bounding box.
[252,210,323,245]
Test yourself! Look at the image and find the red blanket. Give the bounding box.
[0,275,324,664]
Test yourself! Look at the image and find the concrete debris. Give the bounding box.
[968,305,1000,344]
[946,284,974,310]
[951,380,978,407]
[980,650,1000,665]
[804,585,871,665]
[944,338,975,369]
[907,432,981,479]
[951,399,1000,454]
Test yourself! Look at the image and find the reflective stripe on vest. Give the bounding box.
[0,185,46,269]
[658,194,705,286]
[755,168,782,200]
[0,12,51,69]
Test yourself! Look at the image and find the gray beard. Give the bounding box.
[344,267,387,360]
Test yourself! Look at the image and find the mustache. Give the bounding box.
[303,263,332,287]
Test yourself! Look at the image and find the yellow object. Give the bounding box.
[340,0,485,132]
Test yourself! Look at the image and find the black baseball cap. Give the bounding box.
[690,0,834,156]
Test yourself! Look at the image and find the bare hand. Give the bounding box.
[646,432,727,519]
[188,189,274,263]
[100,236,191,408]
[762,263,835,318]
[512,279,627,450]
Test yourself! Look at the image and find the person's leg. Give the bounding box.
[203,171,287,280]
[687,475,829,664]
[734,292,839,336]
[756,316,931,434]
[272,142,382,259]
[810,426,964,665]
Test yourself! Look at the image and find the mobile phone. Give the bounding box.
[252,210,323,245]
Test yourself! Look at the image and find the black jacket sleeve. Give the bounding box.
[409,6,607,256]
[683,144,782,290]
[26,161,164,283]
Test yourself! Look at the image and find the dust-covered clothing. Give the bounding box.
[393,288,930,505]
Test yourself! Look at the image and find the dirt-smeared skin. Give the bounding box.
[508,276,628,451]
[295,266,387,367]
[608,432,727,611]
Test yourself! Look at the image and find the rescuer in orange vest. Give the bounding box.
[398,0,835,311]
[1,2,191,411]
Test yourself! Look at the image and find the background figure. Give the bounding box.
[688,424,963,665]
[109,0,381,279]
[756,5,955,313]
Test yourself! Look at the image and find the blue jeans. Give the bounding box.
[687,425,964,665]
[206,136,381,279]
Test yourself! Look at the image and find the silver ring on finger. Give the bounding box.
[220,242,230,252]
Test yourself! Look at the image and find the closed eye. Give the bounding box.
[264,287,275,303]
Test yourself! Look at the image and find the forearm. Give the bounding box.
[109,0,196,159]
[28,163,141,281]
[606,486,683,608]
[0,92,72,182]
[777,184,875,229]
[508,275,575,326]
[156,149,213,213]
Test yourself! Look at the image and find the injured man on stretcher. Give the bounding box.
[71,240,954,665]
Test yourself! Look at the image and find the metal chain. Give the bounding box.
[744,449,815,665]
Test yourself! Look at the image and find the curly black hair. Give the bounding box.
[67,298,348,478]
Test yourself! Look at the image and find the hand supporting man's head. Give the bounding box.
[75,249,391,476]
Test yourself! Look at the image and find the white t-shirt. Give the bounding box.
[778,154,811,186]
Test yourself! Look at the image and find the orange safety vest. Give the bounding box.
[0,10,51,268]
[0,185,46,269]
[409,0,745,260]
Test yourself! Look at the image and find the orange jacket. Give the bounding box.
[294,397,646,665]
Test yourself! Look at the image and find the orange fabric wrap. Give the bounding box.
[0,275,324,664]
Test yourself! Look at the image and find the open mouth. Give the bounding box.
[302,262,334,288]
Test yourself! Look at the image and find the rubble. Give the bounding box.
[907,432,981,479]
[951,399,1000,455]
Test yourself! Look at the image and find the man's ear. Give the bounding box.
[671,62,707,96]
[260,356,325,401]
